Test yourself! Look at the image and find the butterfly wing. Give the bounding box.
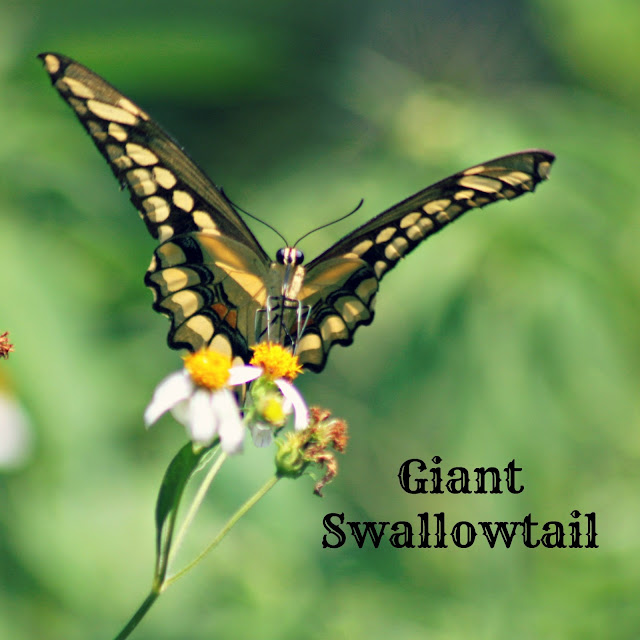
[296,150,555,371]
[39,52,271,363]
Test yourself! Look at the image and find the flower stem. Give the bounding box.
[111,467,279,639]
[112,590,159,640]
[164,474,280,587]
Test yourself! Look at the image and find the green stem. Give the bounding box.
[112,590,159,640]
[111,466,279,639]
[164,474,280,588]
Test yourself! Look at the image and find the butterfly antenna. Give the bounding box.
[293,199,364,247]
[221,188,289,247]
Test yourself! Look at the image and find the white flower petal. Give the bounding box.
[214,389,245,454]
[275,379,309,431]
[250,422,274,448]
[169,399,189,427]
[228,365,262,386]
[187,388,217,445]
[144,370,193,427]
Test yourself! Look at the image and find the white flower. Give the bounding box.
[245,343,310,447]
[144,351,259,454]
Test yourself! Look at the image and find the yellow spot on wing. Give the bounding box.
[155,242,187,268]
[454,189,475,200]
[161,290,203,323]
[400,212,421,228]
[462,165,486,176]
[297,333,323,365]
[500,171,532,187]
[126,143,159,166]
[405,222,427,241]
[351,239,373,256]
[538,161,551,179]
[335,296,369,328]
[375,227,396,243]
[210,334,232,356]
[105,144,133,170]
[87,120,106,142]
[444,204,463,219]
[153,167,177,189]
[126,168,157,196]
[374,260,387,278]
[226,271,268,300]
[320,315,348,342]
[154,267,198,293]
[355,277,378,304]
[143,196,170,222]
[108,122,128,141]
[384,236,409,261]
[157,225,174,242]
[87,99,139,125]
[173,190,194,212]
[458,175,503,193]
[193,210,218,230]
[423,198,451,214]
[117,97,144,117]
[175,315,214,350]
[42,54,60,74]
[62,77,95,99]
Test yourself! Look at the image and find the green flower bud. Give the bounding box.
[275,433,309,478]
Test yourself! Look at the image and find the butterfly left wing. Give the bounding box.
[146,231,271,360]
[296,150,555,371]
[39,52,273,363]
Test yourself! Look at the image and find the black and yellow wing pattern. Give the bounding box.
[39,52,271,366]
[295,150,553,370]
[39,52,554,372]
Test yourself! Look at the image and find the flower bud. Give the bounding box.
[275,432,308,477]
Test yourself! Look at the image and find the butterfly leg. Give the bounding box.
[254,296,311,353]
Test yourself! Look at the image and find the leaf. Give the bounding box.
[153,441,215,583]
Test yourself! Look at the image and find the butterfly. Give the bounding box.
[39,52,554,373]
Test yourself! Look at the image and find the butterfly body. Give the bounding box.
[40,52,554,372]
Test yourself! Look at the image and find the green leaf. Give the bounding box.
[153,441,216,584]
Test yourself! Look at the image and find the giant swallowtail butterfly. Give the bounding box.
[39,52,554,372]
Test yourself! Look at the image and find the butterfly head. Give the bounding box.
[276,247,305,266]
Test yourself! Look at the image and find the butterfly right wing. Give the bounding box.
[39,52,272,362]
[296,150,555,371]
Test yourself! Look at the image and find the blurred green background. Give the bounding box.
[1,0,639,638]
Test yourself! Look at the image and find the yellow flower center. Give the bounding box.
[262,396,286,425]
[183,349,231,390]
[250,342,303,380]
